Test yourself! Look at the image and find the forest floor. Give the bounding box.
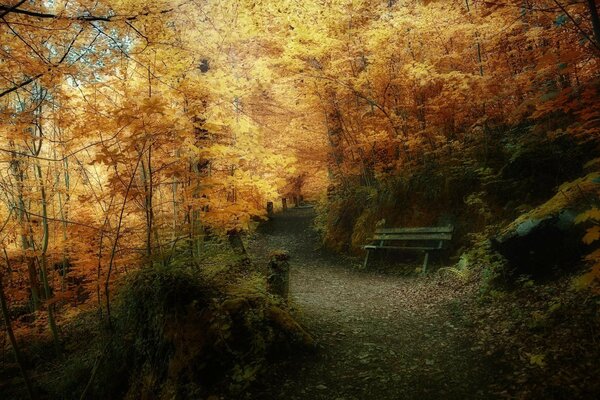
[246,207,506,400]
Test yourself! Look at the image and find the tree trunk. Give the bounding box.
[1,255,35,400]
[588,0,600,49]
[10,145,40,310]
[141,155,153,258]
[35,159,61,355]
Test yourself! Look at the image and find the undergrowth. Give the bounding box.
[7,244,312,400]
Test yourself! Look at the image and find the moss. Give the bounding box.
[110,262,311,399]
[503,172,600,233]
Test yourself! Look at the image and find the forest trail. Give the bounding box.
[247,207,503,400]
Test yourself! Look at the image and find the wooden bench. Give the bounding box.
[363,225,454,272]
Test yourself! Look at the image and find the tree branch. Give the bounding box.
[553,0,600,53]
[0,25,84,99]
[0,1,190,22]
[0,0,26,19]
[0,73,43,98]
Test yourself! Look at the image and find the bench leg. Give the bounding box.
[422,251,430,274]
[363,249,371,269]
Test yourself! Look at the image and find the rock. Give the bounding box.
[493,212,585,276]
[492,173,599,277]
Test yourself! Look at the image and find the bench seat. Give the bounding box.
[363,245,442,251]
[363,225,454,272]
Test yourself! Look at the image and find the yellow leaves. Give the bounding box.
[527,353,546,368]
[585,248,600,264]
[405,62,437,87]
[572,251,600,293]
[574,200,600,291]
[577,202,600,256]
[139,96,167,116]
[582,226,600,245]
[525,26,545,42]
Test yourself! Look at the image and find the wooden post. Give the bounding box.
[422,252,430,274]
[282,197,288,211]
[227,229,246,255]
[268,251,290,300]
[266,201,274,215]
[363,249,371,269]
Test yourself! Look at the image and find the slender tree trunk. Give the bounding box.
[465,0,484,76]
[141,156,153,258]
[588,0,600,48]
[30,100,61,353]
[105,152,144,327]
[10,144,40,310]
[53,135,70,293]
[172,177,178,242]
[1,255,35,400]
[35,159,61,355]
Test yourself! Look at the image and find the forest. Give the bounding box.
[0,0,599,399]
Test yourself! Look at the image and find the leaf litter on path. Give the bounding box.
[246,208,501,400]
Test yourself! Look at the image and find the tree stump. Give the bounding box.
[267,251,290,300]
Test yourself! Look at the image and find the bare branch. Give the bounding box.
[0,73,43,98]
[0,0,26,19]
[0,1,194,22]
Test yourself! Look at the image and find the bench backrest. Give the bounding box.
[373,225,454,249]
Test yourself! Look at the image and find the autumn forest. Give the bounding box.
[0,0,599,399]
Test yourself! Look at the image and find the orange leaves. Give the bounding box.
[576,207,600,224]
[573,247,600,293]
[583,226,600,245]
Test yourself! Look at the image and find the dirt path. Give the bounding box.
[247,207,502,400]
